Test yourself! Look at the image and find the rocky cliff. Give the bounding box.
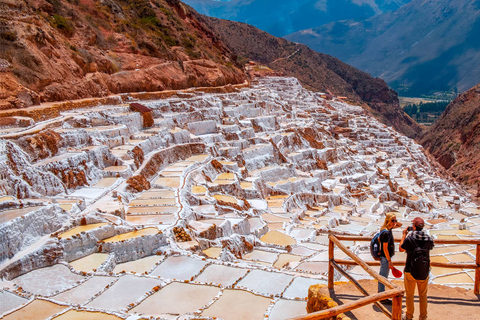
[419,82,480,191]
[202,16,423,139]
[0,0,245,110]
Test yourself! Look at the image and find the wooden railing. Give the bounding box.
[289,234,480,320]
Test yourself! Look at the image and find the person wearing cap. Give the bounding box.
[400,217,434,320]
[378,212,403,304]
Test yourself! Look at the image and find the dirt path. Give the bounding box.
[328,280,479,319]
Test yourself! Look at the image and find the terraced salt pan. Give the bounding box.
[282,276,326,299]
[113,255,164,274]
[101,227,159,243]
[126,214,175,225]
[51,276,116,305]
[13,264,85,296]
[2,299,67,320]
[269,299,308,320]
[0,206,45,222]
[33,152,80,166]
[127,206,178,214]
[150,255,208,281]
[86,275,163,311]
[274,253,302,270]
[138,189,175,199]
[236,269,293,296]
[129,198,176,206]
[130,282,220,317]
[201,289,272,320]
[69,187,106,199]
[92,177,119,188]
[294,261,330,275]
[202,247,222,258]
[260,230,296,246]
[243,250,278,263]
[213,194,239,204]
[191,185,207,194]
[69,253,109,272]
[154,177,180,188]
[432,272,474,285]
[0,290,29,316]
[103,165,128,172]
[193,264,249,286]
[52,310,123,320]
[186,154,209,162]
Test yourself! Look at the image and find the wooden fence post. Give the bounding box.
[475,244,480,295]
[328,237,334,289]
[392,294,403,320]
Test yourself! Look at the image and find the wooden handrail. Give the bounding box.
[332,234,480,245]
[288,288,404,320]
[333,259,478,269]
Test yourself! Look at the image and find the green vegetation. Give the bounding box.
[51,14,74,37]
[403,100,451,125]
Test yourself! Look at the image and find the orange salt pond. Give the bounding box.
[202,247,222,258]
[433,272,474,285]
[93,177,119,188]
[191,185,207,194]
[260,230,296,246]
[201,289,272,320]
[69,253,109,272]
[213,194,238,204]
[432,245,474,255]
[240,181,254,189]
[113,255,164,274]
[58,223,108,239]
[186,154,209,162]
[215,172,236,180]
[2,300,67,320]
[101,228,159,243]
[52,310,122,320]
[138,189,175,199]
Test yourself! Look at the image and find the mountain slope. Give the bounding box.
[285,0,480,96]
[183,0,411,37]
[0,0,245,110]
[419,82,480,188]
[202,16,423,138]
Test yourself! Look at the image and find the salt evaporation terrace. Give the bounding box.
[1,77,479,319]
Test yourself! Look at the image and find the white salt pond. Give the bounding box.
[13,264,85,296]
[101,227,159,243]
[51,276,116,305]
[150,255,208,281]
[193,264,249,287]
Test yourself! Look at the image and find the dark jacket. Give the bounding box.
[401,230,434,274]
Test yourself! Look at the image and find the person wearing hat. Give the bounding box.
[400,217,434,320]
[378,212,403,304]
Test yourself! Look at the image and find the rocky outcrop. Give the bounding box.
[419,82,480,191]
[0,0,245,110]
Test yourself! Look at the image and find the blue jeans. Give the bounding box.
[378,256,390,293]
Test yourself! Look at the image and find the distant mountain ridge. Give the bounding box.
[183,0,411,37]
[285,0,480,96]
[201,15,423,139]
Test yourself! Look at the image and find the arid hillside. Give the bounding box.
[420,82,480,191]
[0,0,245,110]
[202,16,423,139]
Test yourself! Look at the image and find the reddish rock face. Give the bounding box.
[126,175,151,193]
[19,129,63,161]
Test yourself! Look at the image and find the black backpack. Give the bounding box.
[409,239,430,280]
[370,230,388,261]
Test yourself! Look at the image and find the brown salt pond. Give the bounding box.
[101,227,159,243]
[201,289,272,320]
[113,255,164,274]
[52,310,123,320]
[126,214,175,225]
[130,282,220,317]
[260,230,296,246]
[69,253,109,272]
[154,177,180,188]
[2,300,67,320]
[58,223,108,239]
[0,206,45,222]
